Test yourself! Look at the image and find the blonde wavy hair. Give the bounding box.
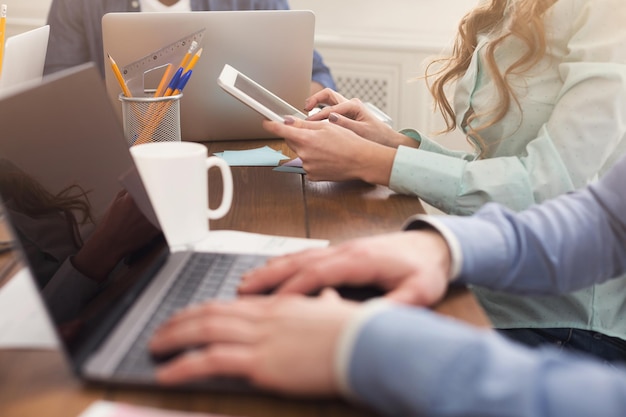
[427,0,557,147]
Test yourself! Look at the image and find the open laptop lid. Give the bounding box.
[0,25,50,93]
[0,64,169,368]
[102,10,314,142]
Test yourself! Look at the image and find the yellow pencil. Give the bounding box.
[107,53,132,97]
[136,71,190,146]
[153,63,173,97]
[183,48,203,73]
[178,40,198,70]
[0,4,7,79]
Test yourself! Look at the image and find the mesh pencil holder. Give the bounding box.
[119,91,183,147]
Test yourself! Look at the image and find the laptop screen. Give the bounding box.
[0,64,169,361]
[0,25,50,92]
[102,11,314,142]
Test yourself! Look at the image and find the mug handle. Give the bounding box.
[206,156,233,220]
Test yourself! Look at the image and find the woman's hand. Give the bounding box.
[305,89,415,149]
[263,117,396,185]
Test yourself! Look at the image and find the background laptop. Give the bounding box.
[102,10,315,142]
[0,64,267,390]
[0,25,49,93]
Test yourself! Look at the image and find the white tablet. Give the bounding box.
[218,64,307,122]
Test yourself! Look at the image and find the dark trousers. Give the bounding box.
[498,328,626,365]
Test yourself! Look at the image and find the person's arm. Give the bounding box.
[340,302,626,417]
[311,50,336,91]
[389,0,626,215]
[406,152,626,295]
[149,285,626,417]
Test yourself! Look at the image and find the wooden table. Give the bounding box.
[0,139,489,417]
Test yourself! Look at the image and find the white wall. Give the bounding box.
[291,0,470,46]
[1,0,51,36]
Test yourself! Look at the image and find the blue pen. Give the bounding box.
[174,70,193,94]
[164,67,183,96]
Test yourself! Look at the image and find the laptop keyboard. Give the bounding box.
[114,252,268,377]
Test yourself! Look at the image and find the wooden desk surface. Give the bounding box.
[0,139,490,417]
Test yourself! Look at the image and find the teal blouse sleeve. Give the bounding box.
[389,127,572,215]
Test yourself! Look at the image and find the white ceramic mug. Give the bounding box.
[130,142,233,248]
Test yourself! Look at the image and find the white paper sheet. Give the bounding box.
[0,267,59,349]
[190,230,328,255]
[78,400,234,417]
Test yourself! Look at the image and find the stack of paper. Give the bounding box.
[78,400,236,417]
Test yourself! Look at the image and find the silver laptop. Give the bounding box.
[0,64,268,390]
[102,10,315,142]
[0,25,49,93]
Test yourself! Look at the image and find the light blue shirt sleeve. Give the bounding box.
[432,153,626,295]
[311,50,336,90]
[341,303,626,417]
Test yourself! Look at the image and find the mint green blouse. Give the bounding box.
[390,0,626,337]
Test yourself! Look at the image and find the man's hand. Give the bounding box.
[149,289,357,395]
[239,230,452,307]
